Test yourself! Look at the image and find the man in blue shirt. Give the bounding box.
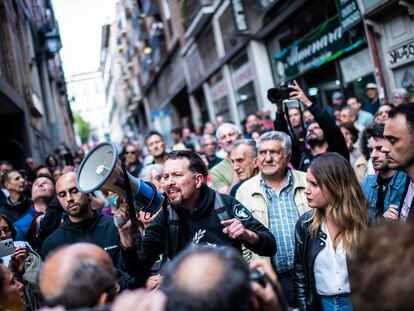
[361,123,408,218]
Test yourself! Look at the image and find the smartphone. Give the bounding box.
[283,99,300,110]
[64,152,74,166]
[0,238,15,258]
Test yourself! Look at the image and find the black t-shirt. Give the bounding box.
[376,175,393,213]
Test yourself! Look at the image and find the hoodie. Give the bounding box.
[40,210,138,289]
[40,211,120,261]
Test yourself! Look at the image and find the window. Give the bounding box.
[209,71,230,121]
[230,54,258,120]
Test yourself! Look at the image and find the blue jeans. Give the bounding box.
[319,294,353,311]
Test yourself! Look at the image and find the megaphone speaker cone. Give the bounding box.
[77,141,163,215]
[77,142,118,193]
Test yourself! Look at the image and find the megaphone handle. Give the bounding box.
[121,162,145,260]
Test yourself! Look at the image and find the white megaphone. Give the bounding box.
[76,142,164,215]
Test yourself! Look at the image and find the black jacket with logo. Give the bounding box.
[122,183,276,277]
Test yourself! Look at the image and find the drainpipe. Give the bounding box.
[365,23,388,104]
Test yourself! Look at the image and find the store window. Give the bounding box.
[209,71,230,121]
[394,63,414,102]
[361,0,383,11]
[230,53,258,120]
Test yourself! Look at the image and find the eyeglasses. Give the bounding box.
[0,226,11,234]
[125,151,136,155]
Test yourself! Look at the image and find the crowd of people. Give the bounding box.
[0,81,414,311]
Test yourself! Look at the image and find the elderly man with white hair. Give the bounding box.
[392,88,409,106]
[210,123,242,194]
[236,131,309,305]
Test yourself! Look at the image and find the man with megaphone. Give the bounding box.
[114,150,276,282]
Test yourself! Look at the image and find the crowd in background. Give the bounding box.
[0,81,414,311]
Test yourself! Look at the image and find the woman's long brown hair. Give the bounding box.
[308,153,368,254]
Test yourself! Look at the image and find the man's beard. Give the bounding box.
[66,203,89,217]
[373,161,389,172]
[169,195,184,208]
[307,136,325,149]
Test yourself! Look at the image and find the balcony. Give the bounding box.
[42,22,63,58]
[182,0,215,38]
[140,0,160,17]
[149,27,167,67]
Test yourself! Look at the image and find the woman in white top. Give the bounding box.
[293,153,369,311]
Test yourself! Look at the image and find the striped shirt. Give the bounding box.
[261,170,299,273]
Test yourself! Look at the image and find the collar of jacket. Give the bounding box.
[249,169,307,197]
[367,170,408,190]
[62,209,102,231]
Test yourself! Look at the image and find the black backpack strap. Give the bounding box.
[214,192,230,222]
[167,205,180,258]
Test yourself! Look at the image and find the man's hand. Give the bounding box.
[288,80,313,107]
[222,218,259,244]
[145,274,162,291]
[11,246,28,273]
[114,204,134,248]
[250,260,283,311]
[383,204,399,221]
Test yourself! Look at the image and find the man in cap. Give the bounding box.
[363,83,380,114]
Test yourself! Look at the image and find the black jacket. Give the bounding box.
[40,211,137,288]
[41,211,120,260]
[274,103,349,171]
[122,184,276,277]
[0,196,32,223]
[293,208,381,310]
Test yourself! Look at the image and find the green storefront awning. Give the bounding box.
[274,16,364,79]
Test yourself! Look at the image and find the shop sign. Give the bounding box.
[256,0,279,14]
[387,39,414,68]
[233,63,253,89]
[274,16,364,79]
[336,0,361,31]
[230,0,248,33]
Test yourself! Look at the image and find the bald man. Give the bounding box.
[40,172,136,288]
[160,245,252,311]
[39,243,118,309]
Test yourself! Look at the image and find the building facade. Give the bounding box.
[359,0,414,102]
[103,0,414,136]
[0,0,75,167]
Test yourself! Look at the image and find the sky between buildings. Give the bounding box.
[52,0,118,78]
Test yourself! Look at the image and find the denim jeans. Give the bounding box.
[319,294,353,311]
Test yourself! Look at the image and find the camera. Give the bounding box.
[267,80,294,103]
[250,268,267,287]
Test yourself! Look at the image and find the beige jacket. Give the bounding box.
[236,170,309,262]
